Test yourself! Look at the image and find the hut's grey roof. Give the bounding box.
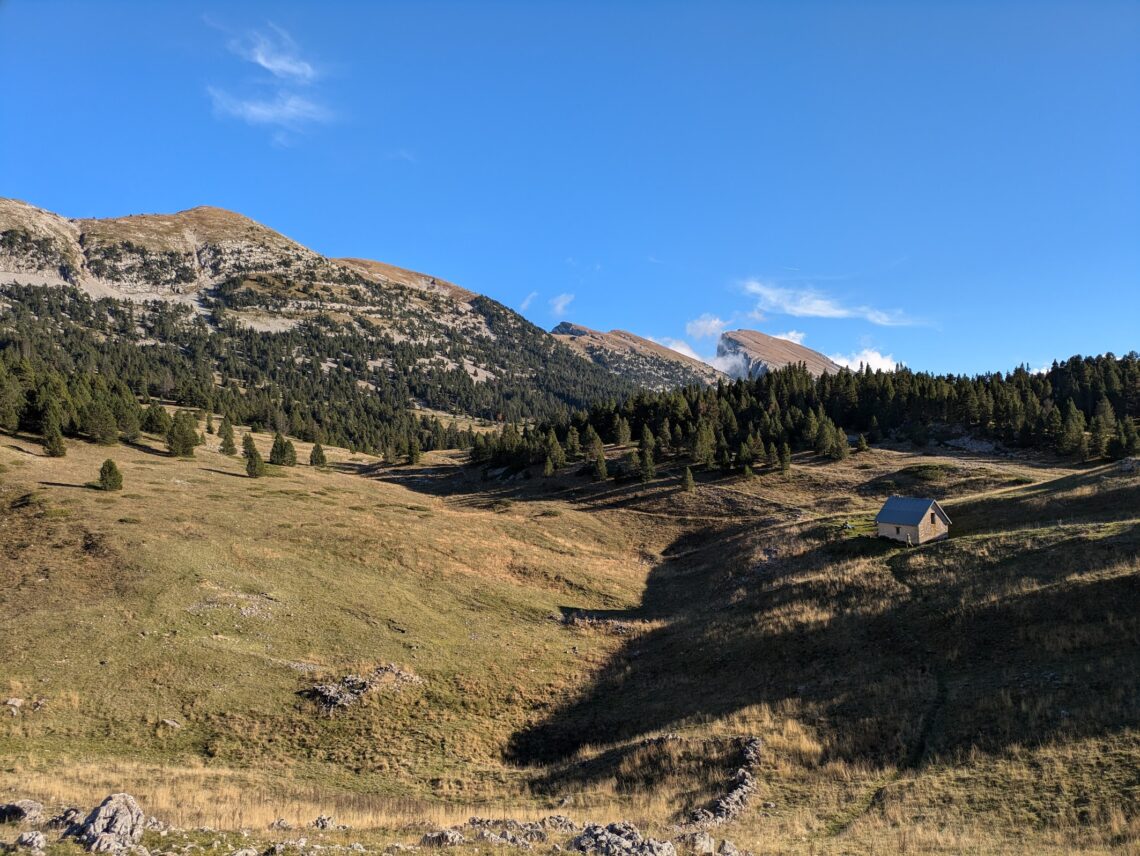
[875,496,951,526]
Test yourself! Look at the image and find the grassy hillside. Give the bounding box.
[1,425,1138,854]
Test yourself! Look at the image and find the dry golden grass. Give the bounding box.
[2,429,1138,855]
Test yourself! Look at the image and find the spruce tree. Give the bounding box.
[219,417,236,455]
[270,432,288,465]
[856,433,870,453]
[43,413,66,457]
[565,426,581,459]
[205,412,215,434]
[117,402,141,443]
[639,423,655,453]
[283,440,297,466]
[83,400,119,445]
[1089,398,1117,459]
[616,416,632,446]
[246,446,266,478]
[242,433,258,460]
[682,466,695,492]
[639,446,655,482]
[593,448,608,481]
[142,403,172,435]
[166,411,198,457]
[766,441,778,468]
[408,437,422,465]
[831,426,849,460]
[309,442,326,467]
[98,459,123,491]
[742,464,754,478]
[779,442,792,472]
[1057,401,1087,456]
[543,455,554,478]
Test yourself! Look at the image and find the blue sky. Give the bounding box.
[2,1,1137,375]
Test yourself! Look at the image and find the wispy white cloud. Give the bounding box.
[655,337,703,361]
[229,23,317,82]
[743,280,914,327]
[685,313,728,340]
[520,291,538,311]
[772,330,806,345]
[207,21,331,139]
[549,293,575,316]
[828,348,899,372]
[208,87,330,127]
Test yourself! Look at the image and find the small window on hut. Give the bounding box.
[895,526,900,535]
[930,512,936,525]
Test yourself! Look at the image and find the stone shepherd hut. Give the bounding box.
[876,496,951,545]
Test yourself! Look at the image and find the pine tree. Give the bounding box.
[565,426,581,459]
[639,445,655,482]
[682,466,695,492]
[142,403,172,435]
[408,437,422,465]
[856,433,870,453]
[766,441,778,468]
[43,412,66,457]
[269,432,288,465]
[117,402,141,443]
[283,440,297,466]
[206,412,215,434]
[166,411,198,457]
[779,442,791,472]
[83,400,119,445]
[593,448,608,481]
[639,423,655,453]
[309,442,326,467]
[616,416,632,446]
[242,432,257,459]
[246,446,266,478]
[1057,401,1087,456]
[543,455,554,478]
[691,420,715,467]
[742,464,754,478]
[219,417,236,455]
[1089,398,1117,459]
[831,426,849,460]
[98,459,123,491]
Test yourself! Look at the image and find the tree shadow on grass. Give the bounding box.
[37,481,99,490]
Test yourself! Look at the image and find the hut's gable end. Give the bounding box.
[876,496,950,544]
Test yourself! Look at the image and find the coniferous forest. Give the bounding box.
[1,281,1137,471]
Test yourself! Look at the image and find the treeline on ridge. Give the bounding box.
[474,353,1140,476]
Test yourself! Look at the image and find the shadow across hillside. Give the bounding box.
[508,512,1140,795]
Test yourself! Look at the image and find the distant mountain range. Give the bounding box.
[0,197,843,402]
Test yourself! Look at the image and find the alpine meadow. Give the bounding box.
[1,3,1139,856]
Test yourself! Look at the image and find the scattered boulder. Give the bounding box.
[48,808,82,829]
[229,849,259,856]
[4,699,23,717]
[268,819,293,831]
[419,830,465,848]
[0,800,43,824]
[1119,457,1139,474]
[715,842,738,856]
[675,832,714,855]
[539,817,578,834]
[65,793,146,854]
[312,816,334,831]
[300,665,424,713]
[568,823,675,856]
[15,831,46,850]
